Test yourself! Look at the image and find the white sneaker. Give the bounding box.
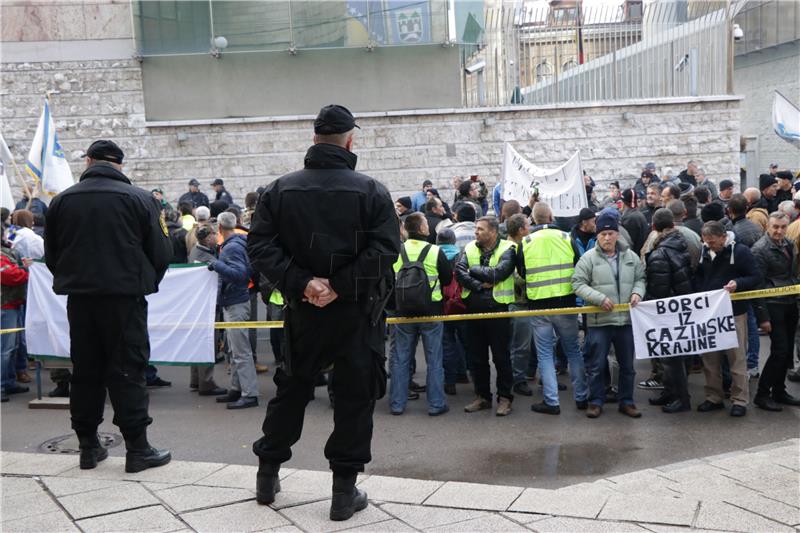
[747,367,760,379]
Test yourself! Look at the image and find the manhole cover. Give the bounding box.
[38,432,122,454]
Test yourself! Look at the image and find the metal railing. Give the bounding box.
[462,1,744,108]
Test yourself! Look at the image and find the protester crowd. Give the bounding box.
[2,162,800,421]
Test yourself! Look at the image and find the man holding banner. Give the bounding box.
[44,140,173,472]
[693,221,761,417]
[572,211,646,419]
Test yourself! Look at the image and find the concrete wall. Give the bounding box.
[140,45,463,120]
[734,40,800,182]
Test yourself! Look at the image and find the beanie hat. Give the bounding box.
[759,174,777,191]
[596,212,619,233]
[578,207,596,222]
[701,202,725,222]
[621,188,636,207]
[397,196,412,210]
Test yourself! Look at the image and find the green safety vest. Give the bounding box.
[522,228,575,300]
[461,239,515,304]
[393,239,443,302]
[268,289,284,306]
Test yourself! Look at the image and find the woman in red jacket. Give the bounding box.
[1,229,31,402]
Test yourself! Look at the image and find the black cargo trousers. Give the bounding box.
[67,295,153,440]
[253,300,385,477]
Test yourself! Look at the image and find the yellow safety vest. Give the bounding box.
[461,239,515,304]
[393,239,443,302]
[268,289,284,306]
[522,228,575,300]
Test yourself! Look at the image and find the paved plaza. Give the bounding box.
[1,437,799,532]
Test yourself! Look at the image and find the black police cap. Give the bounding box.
[83,140,124,164]
[314,104,360,135]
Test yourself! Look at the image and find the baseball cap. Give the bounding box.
[314,104,360,135]
[211,178,224,186]
[769,162,779,169]
[82,140,124,164]
[151,187,163,195]
[188,178,200,186]
[578,207,596,222]
[776,170,793,181]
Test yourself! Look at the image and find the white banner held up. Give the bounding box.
[25,263,217,364]
[773,91,800,149]
[630,289,739,360]
[501,144,587,217]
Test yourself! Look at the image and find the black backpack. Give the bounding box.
[395,244,434,316]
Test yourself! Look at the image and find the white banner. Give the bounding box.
[631,289,739,360]
[773,91,800,149]
[26,100,74,197]
[1,132,17,211]
[501,144,587,217]
[25,263,217,364]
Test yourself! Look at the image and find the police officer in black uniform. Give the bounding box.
[248,105,400,521]
[44,140,173,473]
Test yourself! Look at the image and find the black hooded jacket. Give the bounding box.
[44,162,172,295]
[644,229,693,300]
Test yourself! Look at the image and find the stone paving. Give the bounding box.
[1,438,798,533]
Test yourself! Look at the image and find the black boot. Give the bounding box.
[256,460,281,505]
[78,433,108,470]
[330,473,368,521]
[124,431,171,473]
[49,382,70,398]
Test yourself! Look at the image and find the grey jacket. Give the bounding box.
[572,240,646,327]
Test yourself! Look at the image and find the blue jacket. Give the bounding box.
[211,234,252,307]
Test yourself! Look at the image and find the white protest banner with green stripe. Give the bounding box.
[25,263,217,365]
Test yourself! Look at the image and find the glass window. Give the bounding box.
[135,1,211,55]
[535,60,553,82]
[210,1,291,52]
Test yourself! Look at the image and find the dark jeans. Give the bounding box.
[662,356,690,406]
[467,317,513,402]
[757,303,799,398]
[267,302,284,365]
[67,295,152,439]
[442,321,469,385]
[253,302,380,476]
[584,325,636,406]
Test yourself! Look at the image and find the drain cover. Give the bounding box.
[38,432,122,454]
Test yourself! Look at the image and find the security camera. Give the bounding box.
[465,60,486,75]
[733,24,744,41]
[674,54,689,72]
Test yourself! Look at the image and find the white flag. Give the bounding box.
[25,263,218,365]
[501,144,587,217]
[26,100,74,196]
[772,91,800,149]
[0,132,14,210]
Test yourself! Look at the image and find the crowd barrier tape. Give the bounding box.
[2,285,799,335]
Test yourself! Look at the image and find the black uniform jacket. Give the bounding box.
[44,162,172,296]
[248,143,400,311]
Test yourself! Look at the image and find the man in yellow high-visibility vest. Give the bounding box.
[518,202,588,416]
[455,216,517,416]
[390,213,452,416]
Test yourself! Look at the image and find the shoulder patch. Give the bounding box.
[159,212,169,236]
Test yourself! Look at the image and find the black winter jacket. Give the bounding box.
[693,233,761,316]
[751,235,799,314]
[644,230,693,300]
[178,190,210,208]
[730,215,763,248]
[248,143,400,309]
[44,162,172,296]
[456,237,516,312]
[620,208,650,256]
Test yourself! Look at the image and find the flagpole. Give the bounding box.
[0,132,34,208]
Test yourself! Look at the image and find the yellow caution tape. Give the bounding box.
[2,285,798,334]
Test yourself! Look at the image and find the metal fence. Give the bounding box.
[462,1,745,108]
